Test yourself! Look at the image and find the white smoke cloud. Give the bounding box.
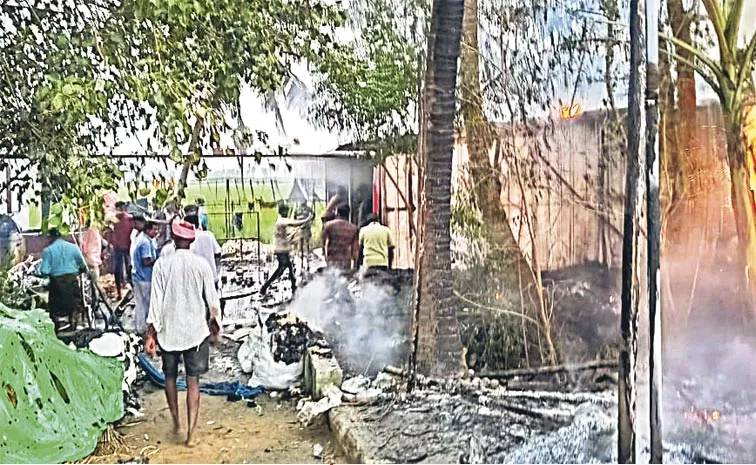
[286,270,406,375]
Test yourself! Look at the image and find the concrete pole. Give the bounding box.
[619,0,647,462]
[645,0,663,462]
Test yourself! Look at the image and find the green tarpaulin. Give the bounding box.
[0,305,124,464]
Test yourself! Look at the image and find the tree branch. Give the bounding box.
[661,34,728,86]
[662,48,725,102]
[724,0,744,54]
[701,0,733,65]
[734,32,756,105]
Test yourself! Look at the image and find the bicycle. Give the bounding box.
[80,270,131,330]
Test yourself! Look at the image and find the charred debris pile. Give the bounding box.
[265,312,331,364]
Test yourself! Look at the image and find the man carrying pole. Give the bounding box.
[260,203,312,296]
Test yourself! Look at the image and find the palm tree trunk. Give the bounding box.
[661,0,694,246]
[727,100,756,320]
[410,0,465,380]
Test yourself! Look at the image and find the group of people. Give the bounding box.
[116,203,220,447]
[38,189,393,447]
[259,190,395,295]
[39,201,220,447]
[109,202,221,334]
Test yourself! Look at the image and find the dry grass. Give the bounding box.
[75,424,156,465]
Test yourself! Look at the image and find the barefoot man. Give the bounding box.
[144,220,221,447]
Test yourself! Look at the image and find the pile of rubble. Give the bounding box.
[220,239,275,259]
[5,257,46,308]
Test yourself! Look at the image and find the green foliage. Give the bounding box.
[2,0,429,233]
[1,1,125,232]
[1,0,354,228]
[309,0,428,159]
[110,0,349,173]
[312,24,419,157]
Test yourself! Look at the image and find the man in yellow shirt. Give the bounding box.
[358,214,395,273]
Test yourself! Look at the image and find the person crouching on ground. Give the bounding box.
[260,203,312,296]
[145,220,221,447]
[322,204,358,272]
[133,221,159,335]
[38,228,89,331]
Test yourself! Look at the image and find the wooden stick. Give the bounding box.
[478,360,618,380]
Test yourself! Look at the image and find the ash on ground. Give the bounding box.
[541,263,621,362]
[336,371,746,464]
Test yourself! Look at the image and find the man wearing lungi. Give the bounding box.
[39,229,88,331]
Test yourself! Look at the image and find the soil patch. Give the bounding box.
[104,391,344,464]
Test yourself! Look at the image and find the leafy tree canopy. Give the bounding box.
[0,0,367,231]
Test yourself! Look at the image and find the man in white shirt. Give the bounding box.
[160,239,175,258]
[184,214,221,287]
[145,220,221,448]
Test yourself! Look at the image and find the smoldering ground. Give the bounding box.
[286,269,410,376]
[646,242,756,461]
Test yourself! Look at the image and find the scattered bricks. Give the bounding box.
[304,346,344,400]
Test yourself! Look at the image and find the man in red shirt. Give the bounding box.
[111,202,134,299]
[322,204,358,271]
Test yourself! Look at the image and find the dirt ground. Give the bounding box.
[104,389,344,464]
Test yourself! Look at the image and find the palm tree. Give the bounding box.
[663,0,756,307]
[409,0,465,380]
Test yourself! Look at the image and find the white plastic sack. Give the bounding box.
[238,329,303,390]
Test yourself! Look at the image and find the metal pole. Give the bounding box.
[619,0,647,462]
[256,211,261,282]
[348,163,353,223]
[645,0,663,461]
[226,179,231,239]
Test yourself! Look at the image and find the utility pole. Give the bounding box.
[619,0,647,462]
[645,0,663,462]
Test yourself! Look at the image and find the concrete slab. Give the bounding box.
[304,347,343,400]
[328,406,391,464]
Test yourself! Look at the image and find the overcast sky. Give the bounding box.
[108,3,756,179]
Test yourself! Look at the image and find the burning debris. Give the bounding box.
[238,312,331,391]
[286,270,411,377]
[325,369,747,465]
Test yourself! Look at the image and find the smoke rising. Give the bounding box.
[286,269,408,376]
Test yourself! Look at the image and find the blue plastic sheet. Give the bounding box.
[137,354,264,399]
